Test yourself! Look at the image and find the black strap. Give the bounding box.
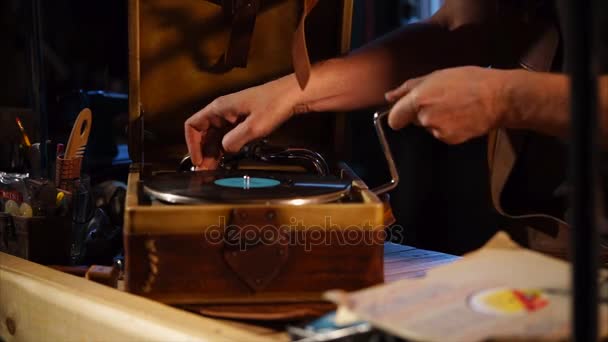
[207,0,261,69]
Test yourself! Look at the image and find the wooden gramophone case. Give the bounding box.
[125,0,386,306]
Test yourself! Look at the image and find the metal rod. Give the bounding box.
[371,111,399,196]
[29,0,48,176]
[563,0,599,340]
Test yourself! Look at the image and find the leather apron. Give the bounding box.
[488,2,608,264]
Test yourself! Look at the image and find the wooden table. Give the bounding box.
[0,243,458,341]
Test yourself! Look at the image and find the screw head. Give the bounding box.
[266,210,276,221]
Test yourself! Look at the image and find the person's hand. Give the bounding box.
[185,78,299,170]
[384,66,507,144]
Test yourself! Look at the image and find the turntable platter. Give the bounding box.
[143,171,352,205]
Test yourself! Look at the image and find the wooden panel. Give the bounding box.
[0,252,285,342]
[125,233,384,304]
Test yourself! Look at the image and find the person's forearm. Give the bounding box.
[502,70,608,141]
[277,19,494,114]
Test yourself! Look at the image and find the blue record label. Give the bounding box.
[214,177,281,189]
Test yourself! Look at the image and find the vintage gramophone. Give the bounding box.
[124,0,397,319]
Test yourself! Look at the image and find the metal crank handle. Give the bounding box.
[371,110,400,196]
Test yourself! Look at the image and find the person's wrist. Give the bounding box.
[273,73,310,115]
[494,69,519,129]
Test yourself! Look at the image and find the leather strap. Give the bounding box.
[223,0,261,68]
[488,22,560,222]
[292,0,319,89]
[206,0,319,87]
[519,25,559,72]
[487,20,574,260]
[490,129,567,227]
[223,208,289,292]
[206,0,261,69]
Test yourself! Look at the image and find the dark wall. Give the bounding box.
[347,0,498,255]
[51,1,129,156]
[1,0,129,173]
[41,1,128,95]
[0,1,31,109]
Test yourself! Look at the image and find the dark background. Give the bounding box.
[349,0,498,254]
[0,0,497,255]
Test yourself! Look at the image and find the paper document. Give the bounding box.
[326,232,608,342]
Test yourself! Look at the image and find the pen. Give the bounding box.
[56,143,65,157]
[15,117,32,147]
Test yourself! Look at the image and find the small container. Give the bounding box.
[55,156,83,192]
[0,212,71,265]
[69,175,94,265]
[0,172,29,211]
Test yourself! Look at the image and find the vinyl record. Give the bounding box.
[143,170,352,205]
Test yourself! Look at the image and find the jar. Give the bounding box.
[0,172,29,213]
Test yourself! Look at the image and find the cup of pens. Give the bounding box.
[0,175,73,264]
[54,108,93,264]
[0,108,93,265]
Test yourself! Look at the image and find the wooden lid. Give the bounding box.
[128,0,353,165]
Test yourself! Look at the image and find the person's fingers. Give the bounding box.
[222,115,268,153]
[208,115,225,129]
[430,128,442,140]
[385,76,426,103]
[198,126,226,169]
[224,112,241,125]
[388,89,420,130]
[199,156,221,171]
[416,110,435,128]
[185,96,241,168]
[184,118,207,168]
[187,100,222,132]
[417,111,449,142]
